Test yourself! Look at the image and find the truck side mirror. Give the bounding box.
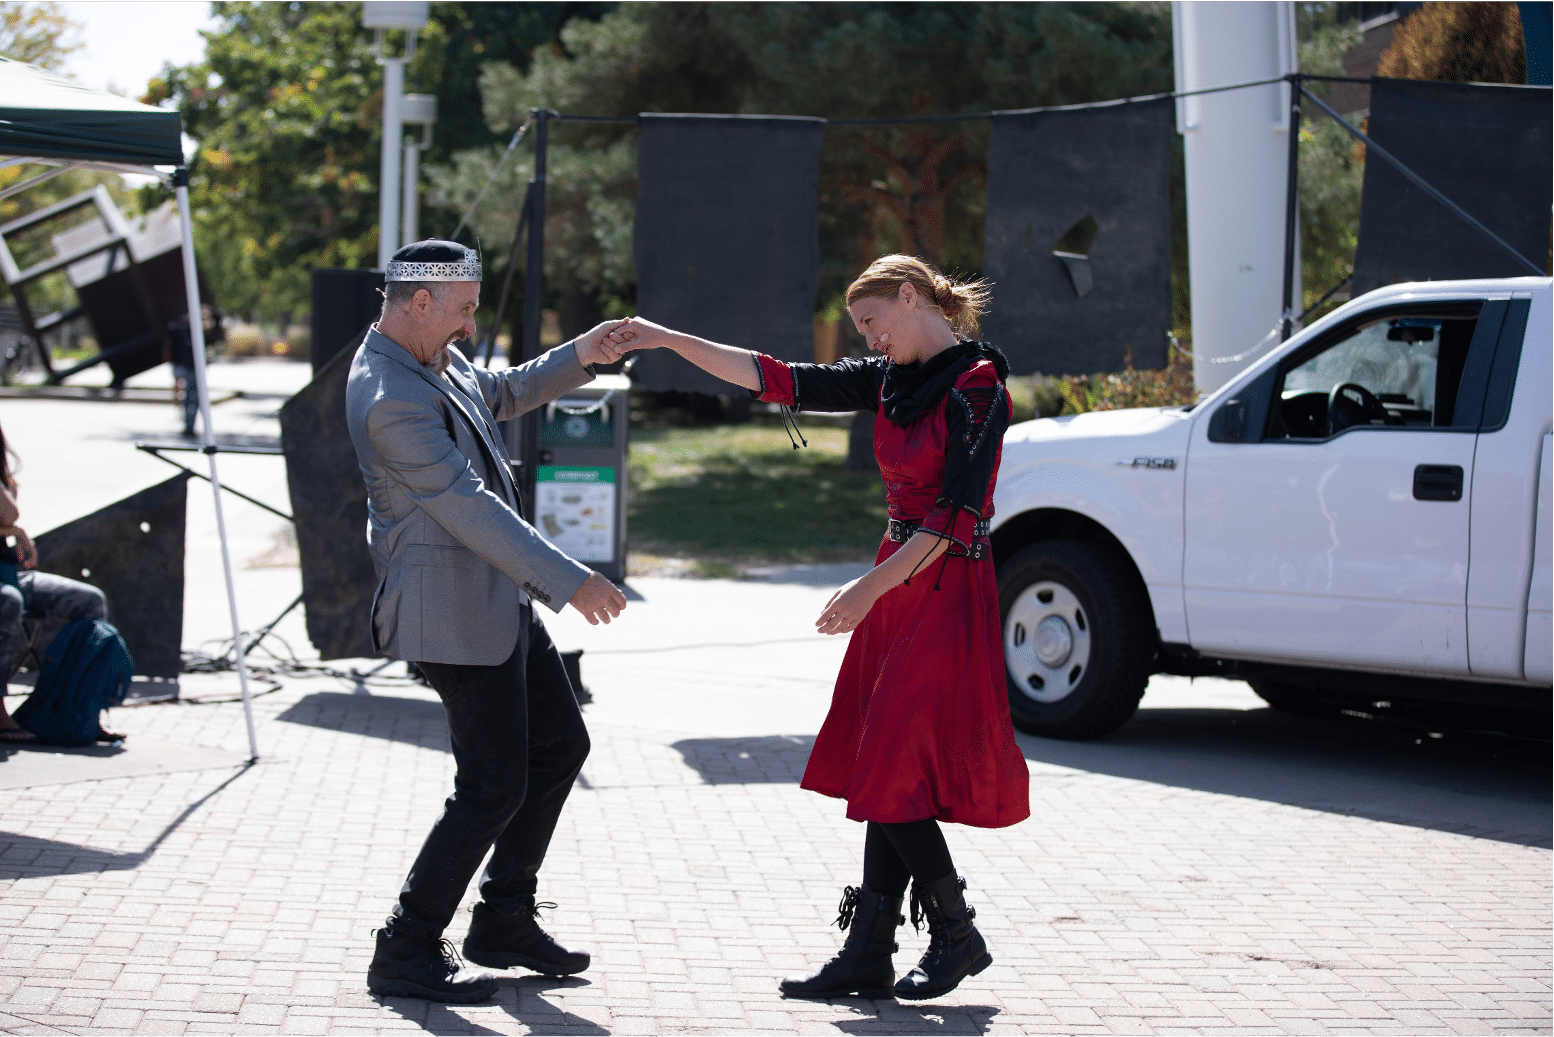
[1208,399,1247,442]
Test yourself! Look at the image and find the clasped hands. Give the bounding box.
[573,316,675,367]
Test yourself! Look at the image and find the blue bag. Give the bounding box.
[13,619,134,746]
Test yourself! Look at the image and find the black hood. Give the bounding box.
[880,340,1009,427]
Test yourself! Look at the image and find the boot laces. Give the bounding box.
[833,885,863,931]
[372,929,470,977]
[433,938,469,976]
[907,884,976,934]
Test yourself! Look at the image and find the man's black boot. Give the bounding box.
[779,884,904,1000]
[893,874,992,1000]
[462,899,591,975]
[366,928,497,1003]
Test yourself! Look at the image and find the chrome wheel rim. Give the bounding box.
[1004,579,1092,704]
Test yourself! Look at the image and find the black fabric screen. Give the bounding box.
[632,114,824,394]
[1353,79,1552,295]
[33,474,188,678]
[982,98,1174,376]
[280,336,377,661]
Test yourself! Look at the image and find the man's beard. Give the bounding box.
[426,346,451,376]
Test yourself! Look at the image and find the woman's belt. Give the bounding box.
[887,516,991,560]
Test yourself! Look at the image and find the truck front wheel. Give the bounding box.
[997,539,1152,740]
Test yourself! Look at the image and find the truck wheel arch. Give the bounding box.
[992,507,1158,638]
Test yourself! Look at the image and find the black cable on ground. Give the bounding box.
[174,631,422,705]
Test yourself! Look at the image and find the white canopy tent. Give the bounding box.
[0,56,259,759]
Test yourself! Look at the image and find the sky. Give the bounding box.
[56,1,217,97]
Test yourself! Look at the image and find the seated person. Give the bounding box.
[0,422,112,744]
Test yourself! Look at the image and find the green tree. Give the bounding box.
[1379,2,1526,84]
[144,1,610,324]
[428,2,1179,341]
[0,0,77,70]
[1297,18,1365,314]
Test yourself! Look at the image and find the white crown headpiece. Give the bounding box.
[385,242,482,283]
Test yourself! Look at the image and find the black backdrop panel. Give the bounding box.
[633,114,824,394]
[1353,79,1552,295]
[982,98,1174,376]
[280,335,377,660]
[33,474,188,678]
[311,268,384,373]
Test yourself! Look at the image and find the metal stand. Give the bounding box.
[136,436,300,664]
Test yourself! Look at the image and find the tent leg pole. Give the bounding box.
[174,170,259,763]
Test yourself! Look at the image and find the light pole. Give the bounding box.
[363,1,429,270]
[400,93,437,247]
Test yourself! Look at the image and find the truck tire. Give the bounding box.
[1248,680,1342,719]
[997,539,1152,740]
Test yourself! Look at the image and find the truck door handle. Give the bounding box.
[1413,464,1463,501]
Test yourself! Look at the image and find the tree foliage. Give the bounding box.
[429,2,1177,338]
[144,1,609,323]
[1379,2,1526,84]
[0,0,79,70]
[1297,19,1365,313]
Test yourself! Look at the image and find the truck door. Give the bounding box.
[1182,300,1501,676]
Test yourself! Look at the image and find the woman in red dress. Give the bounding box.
[621,255,1029,1001]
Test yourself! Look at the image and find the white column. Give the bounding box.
[1173,1,1298,393]
[401,139,419,247]
[377,56,404,269]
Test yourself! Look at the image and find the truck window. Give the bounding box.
[1265,307,1482,440]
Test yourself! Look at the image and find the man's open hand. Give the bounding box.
[568,570,627,625]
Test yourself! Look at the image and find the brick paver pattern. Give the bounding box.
[1,671,1549,1036]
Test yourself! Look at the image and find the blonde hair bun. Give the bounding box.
[845,255,991,336]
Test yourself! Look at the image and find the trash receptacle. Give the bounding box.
[529,373,630,582]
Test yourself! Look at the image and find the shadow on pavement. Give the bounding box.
[0,762,256,878]
[0,832,140,876]
[831,1001,1000,1034]
[374,976,606,1035]
[1018,706,1552,847]
[276,691,449,751]
[672,734,815,784]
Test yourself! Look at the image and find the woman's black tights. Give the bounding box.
[861,819,954,898]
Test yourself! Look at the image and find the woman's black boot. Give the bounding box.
[779,884,903,999]
[893,873,992,1000]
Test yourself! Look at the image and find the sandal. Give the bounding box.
[0,726,37,744]
[96,728,126,744]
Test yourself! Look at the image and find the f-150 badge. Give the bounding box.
[1116,457,1177,469]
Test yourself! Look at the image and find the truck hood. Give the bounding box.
[1004,406,1193,448]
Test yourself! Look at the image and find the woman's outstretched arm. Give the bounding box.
[614,318,760,391]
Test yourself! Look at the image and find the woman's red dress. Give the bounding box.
[752,344,1030,829]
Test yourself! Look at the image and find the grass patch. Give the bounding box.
[628,424,887,564]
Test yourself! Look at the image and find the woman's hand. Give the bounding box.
[574,319,636,367]
[606,316,678,353]
[816,576,882,636]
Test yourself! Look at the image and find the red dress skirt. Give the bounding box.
[755,350,1031,829]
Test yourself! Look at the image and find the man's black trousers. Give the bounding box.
[388,605,590,937]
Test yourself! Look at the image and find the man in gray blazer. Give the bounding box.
[347,240,630,1003]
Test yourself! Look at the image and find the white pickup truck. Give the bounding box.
[991,277,1551,739]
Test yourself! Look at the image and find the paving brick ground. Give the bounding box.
[0,365,1549,1034]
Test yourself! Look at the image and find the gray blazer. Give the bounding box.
[346,327,595,665]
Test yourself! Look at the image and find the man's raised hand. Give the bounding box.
[568,570,627,626]
[573,319,637,368]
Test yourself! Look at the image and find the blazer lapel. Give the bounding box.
[366,330,521,505]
